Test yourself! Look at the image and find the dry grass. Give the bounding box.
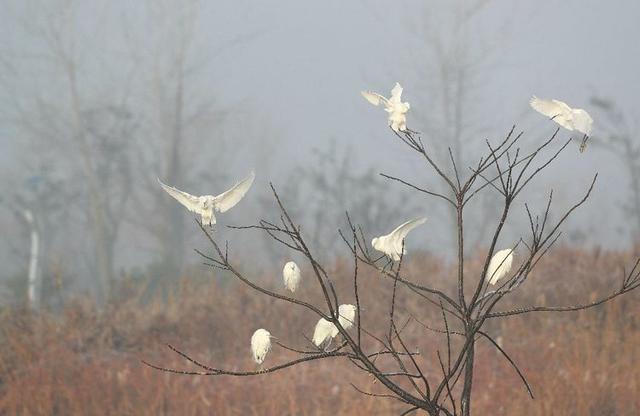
[0,247,639,415]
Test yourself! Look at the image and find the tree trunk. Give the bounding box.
[23,210,39,307]
[460,339,475,416]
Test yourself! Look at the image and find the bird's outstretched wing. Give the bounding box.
[389,82,403,103]
[213,171,255,213]
[361,91,388,106]
[390,217,427,252]
[158,178,202,213]
[530,96,573,130]
[571,109,593,135]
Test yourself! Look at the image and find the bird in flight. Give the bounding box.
[361,82,411,132]
[486,248,514,285]
[372,217,427,261]
[158,171,255,226]
[282,261,301,293]
[530,96,593,152]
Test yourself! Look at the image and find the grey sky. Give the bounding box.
[1,0,638,282]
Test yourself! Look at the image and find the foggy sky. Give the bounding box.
[1,0,639,284]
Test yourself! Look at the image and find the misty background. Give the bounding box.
[1,0,639,304]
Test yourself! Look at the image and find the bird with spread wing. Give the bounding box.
[361,82,411,132]
[530,96,594,152]
[372,217,427,261]
[158,171,255,226]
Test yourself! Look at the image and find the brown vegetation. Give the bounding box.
[0,247,638,415]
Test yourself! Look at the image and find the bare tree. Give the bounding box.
[124,0,262,284]
[402,0,518,249]
[0,1,138,302]
[145,126,640,415]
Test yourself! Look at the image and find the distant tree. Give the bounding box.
[589,96,640,241]
[271,141,418,261]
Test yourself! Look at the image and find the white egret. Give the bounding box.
[282,261,301,292]
[372,217,427,261]
[250,328,273,365]
[361,82,411,132]
[158,171,255,226]
[313,304,358,346]
[530,96,593,136]
[486,248,514,285]
[330,304,357,337]
[312,318,335,347]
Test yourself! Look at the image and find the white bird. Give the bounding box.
[486,248,514,285]
[250,328,273,365]
[313,304,358,346]
[312,318,335,347]
[530,96,593,136]
[372,217,427,261]
[158,171,255,226]
[330,304,357,337]
[361,82,411,132]
[282,261,301,292]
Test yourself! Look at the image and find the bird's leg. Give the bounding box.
[324,338,333,352]
[580,134,589,153]
[382,258,393,273]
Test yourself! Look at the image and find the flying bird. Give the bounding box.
[486,248,514,285]
[158,171,255,226]
[530,96,593,137]
[282,261,301,292]
[361,82,411,132]
[372,217,427,261]
[250,328,273,365]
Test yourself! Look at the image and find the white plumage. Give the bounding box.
[530,96,593,136]
[250,328,272,365]
[372,217,427,261]
[330,304,357,337]
[158,171,255,226]
[361,82,411,132]
[486,248,514,285]
[282,261,301,292]
[313,304,358,346]
[312,318,335,347]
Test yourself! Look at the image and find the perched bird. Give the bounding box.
[486,248,515,285]
[361,82,411,132]
[312,318,335,347]
[372,217,427,261]
[313,304,358,346]
[330,304,357,337]
[158,171,255,226]
[282,261,301,292]
[250,328,273,365]
[530,96,593,136]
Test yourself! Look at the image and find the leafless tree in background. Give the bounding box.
[146,126,640,415]
[0,0,264,302]
[403,0,515,249]
[0,1,138,302]
[272,141,418,261]
[589,96,640,242]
